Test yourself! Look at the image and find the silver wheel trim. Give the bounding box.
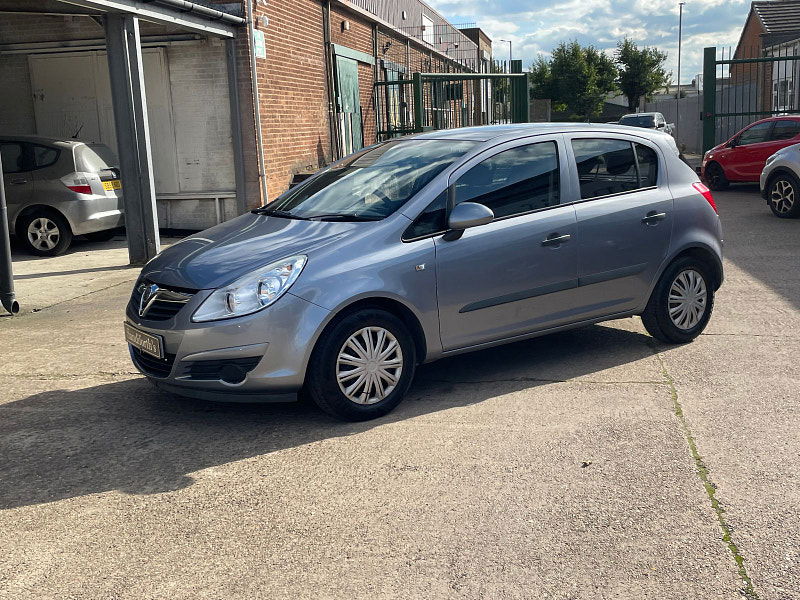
[770,179,795,214]
[668,269,708,330]
[27,217,60,251]
[336,326,403,405]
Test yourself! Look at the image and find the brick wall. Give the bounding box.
[253,0,332,200]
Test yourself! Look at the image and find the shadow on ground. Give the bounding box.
[718,184,800,312]
[0,323,665,509]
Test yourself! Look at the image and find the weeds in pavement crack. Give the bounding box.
[653,350,759,600]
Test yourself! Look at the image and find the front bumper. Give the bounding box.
[126,289,332,402]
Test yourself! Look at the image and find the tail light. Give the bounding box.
[65,184,93,194]
[692,182,718,213]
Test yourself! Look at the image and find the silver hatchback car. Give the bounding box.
[125,124,723,421]
[1,135,124,256]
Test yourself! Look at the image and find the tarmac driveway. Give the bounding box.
[0,187,797,599]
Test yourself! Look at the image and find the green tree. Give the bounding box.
[529,41,617,120]
[615,38,670,110]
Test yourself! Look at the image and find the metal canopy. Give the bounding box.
[55,0,240,37]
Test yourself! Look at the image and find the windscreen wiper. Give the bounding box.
[307,214,382,222]
[250,207,309,220]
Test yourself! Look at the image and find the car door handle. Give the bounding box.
[7,177,27,185]
[541,233,571,246]
[642,211,667,224]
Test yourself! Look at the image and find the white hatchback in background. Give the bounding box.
[0,135,124,255]
[760,143,800,218]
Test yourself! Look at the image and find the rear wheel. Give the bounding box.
[767,172,800,218]
[641,257,715,344]
[705,162,729,191]
[306,309,416,421]
[18,210,73,257]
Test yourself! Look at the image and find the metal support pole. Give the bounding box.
[676,1,685,142]
[412,71,424,132]
[105,14,160,265]
[702,46,717,154]
[226,37,247,215]
[0,166,19,316]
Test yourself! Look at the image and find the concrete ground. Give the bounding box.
[0,188,797,599]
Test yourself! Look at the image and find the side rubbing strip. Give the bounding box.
[460,279,578,313]
[578,262,648,287]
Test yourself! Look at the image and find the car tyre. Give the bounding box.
[306,308,416,421]
[705,162,729,191]
[641,256,715,344]
[17,210,73,257]
[766,172,800,218]
[84,229,117,242]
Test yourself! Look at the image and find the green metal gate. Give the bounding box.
[375,60,530,141]
[702,45,800,152]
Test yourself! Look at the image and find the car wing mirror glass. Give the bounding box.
[447,202,494,231]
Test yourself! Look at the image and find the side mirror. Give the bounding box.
[728,139,738,148]
[447,202,494,231]
[657,122,666,129]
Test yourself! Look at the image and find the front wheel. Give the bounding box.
[641,257,715,344]
[767,172,800,218]
[705,162,729,191]
[306,309,417,421]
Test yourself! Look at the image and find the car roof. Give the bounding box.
[621,112,658,118]
[413,122,670,143]
[0,134,88,149]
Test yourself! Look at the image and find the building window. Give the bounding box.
[422,14,434,45]
[774,79,794,112]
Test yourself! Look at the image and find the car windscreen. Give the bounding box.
[619,115,656,128]
[266,139,477,220]
[75,144,119,172]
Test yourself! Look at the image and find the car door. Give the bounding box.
[726,121,775,180]
[433,137,580,351]
[0,141,34,223]
[567,135,672,320]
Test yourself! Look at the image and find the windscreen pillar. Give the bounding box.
[105,13,160,265]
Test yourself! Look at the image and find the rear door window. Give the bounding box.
[770,120,800,141]
[454,141,560,218]
[571,138,659,199]
[0,143,26,174]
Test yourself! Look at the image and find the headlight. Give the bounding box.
[765,153,779,165]
[192,255,307,322]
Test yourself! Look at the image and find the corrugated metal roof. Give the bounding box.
[753,0,800,33]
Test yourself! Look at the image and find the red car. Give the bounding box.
[701,116,800,190]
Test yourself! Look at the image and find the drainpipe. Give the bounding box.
[245,0,269,203]
[322,0,339,161]
[0,167,19,316]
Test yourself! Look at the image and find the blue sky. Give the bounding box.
[429,0,751,84]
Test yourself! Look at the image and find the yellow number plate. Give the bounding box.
[102,179,122,191]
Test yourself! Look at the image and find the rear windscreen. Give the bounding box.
[619,115,656,128]
[75,144,118,172]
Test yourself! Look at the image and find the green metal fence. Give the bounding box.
[702,45,800,152]
[375,60,530,140]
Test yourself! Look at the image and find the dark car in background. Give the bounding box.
[701,116,800,190]
[619,112,673,135]
[1,135,124,256]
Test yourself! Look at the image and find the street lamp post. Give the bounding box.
[676,1,685,142]
[499,39,512,71]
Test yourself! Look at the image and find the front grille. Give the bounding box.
[131,347,176,378]
[183,356,262,382]
[130,280,196,321]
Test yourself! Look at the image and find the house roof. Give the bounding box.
[752,1,800,33]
